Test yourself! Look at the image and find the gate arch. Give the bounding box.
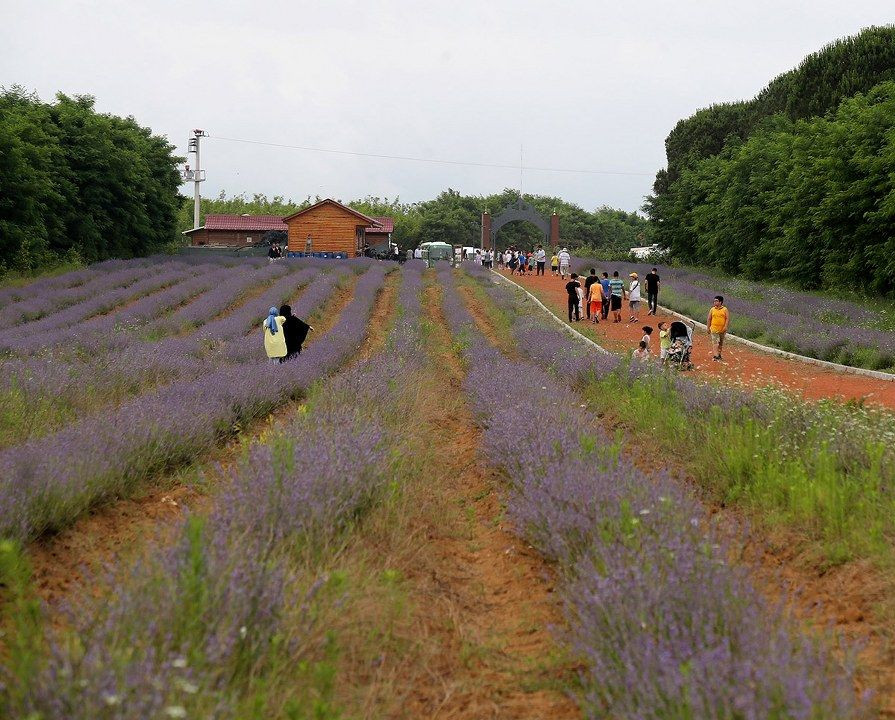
[481,199,559,250]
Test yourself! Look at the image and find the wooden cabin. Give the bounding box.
[364,216,394,253]
[284,199,380,257]
[182,214,287,247]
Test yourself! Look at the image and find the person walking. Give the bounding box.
[565,273,581,322]
[628,272,641,323]
[609,271,625,323]
[279,304,313,362]
[550,251,559,276]
[583,268,599,321]
[600,272,611,320]
[535,245,546,275]
[707,295,730,361]
[262,306,287,364]
[587,279,602,323]
[558,247,571,279]
[645,267,660,315]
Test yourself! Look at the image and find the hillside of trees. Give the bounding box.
[181,188,651,254]
[0,87,183,274]
[648,26,895,294]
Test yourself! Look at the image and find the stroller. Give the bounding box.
[666,320,694,370]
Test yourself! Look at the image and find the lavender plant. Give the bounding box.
[0,263,389,542]
[0,263,426,719]
[440,266,860,718]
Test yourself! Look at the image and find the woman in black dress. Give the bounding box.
[279,304,312,362]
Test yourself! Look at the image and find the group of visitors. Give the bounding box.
[632,296,729,364]
[466,248,494,268]
[500,245,548,276]
[267,244,284,262]
[559,266,663,324]
[262,305,313,363]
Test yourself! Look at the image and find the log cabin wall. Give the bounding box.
[286,202,366,255]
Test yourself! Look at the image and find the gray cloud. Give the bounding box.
[3,0,892,211]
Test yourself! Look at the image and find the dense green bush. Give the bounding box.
[649,26,895,295]
[0,87,183,274]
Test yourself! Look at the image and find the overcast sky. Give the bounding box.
[2,1,892,212]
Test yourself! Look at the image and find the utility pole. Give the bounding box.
[183,129,208,229]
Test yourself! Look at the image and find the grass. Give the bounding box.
[466,267,895,568]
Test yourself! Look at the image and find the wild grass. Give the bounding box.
[470,267,895,568]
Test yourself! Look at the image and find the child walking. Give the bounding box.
[658,322,671,365]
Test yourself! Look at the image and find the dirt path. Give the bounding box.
[395,280,579,719]
[472,270,895,714]
[27,272,396,614]
[498,269,895,408]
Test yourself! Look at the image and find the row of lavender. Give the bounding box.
[474,264,895,549]
[0,260,364,450]
[0,262,390,543]
[574,257,895,368]
[441,267,858,718]
[2,264,426,719]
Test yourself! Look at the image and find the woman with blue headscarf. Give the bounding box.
[262,306,287,363]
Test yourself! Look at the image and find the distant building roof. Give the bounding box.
[283,199,379,225]
[366,216,394,234]
[183,214,287,234]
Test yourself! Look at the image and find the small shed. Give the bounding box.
[182,214,287,247]
[364,216,394,253]
[284,199,380,257]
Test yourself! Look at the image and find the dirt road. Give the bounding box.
[498,268,895,409]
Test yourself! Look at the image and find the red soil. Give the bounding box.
[500,269,895,408]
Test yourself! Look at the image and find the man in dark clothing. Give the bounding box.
[646,267,660,315]
[279,304,312,362]
[583,268,600,320]
[565,273,581,322]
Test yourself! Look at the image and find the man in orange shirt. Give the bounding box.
[707,295,730,361]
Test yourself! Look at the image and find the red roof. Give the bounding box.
[201,214,287,232]
[366,216,394,234]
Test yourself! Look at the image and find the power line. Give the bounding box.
[207,134,654,178]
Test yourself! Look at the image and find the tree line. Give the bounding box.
[0,87,183,274]
[182,188,651,254]
[648,26,895,294]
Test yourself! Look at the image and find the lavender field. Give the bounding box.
[0,259,878,718]
[575,257,895,371]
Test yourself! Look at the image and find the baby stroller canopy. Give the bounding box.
[669,321,691,343]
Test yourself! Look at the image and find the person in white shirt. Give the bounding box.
[535,245,547,275]
[558,248,571,279]
[414,247,422,260]
[628,272,642,322]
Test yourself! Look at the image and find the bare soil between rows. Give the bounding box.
[27,274,385,616]
[480,267,895,714]
[393,280,578,719]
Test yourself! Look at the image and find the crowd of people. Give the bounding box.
[493,253,731,367]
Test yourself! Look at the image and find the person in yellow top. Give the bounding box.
[262,306,287,363]
[707,295,730,361]
[550,252,559,276]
